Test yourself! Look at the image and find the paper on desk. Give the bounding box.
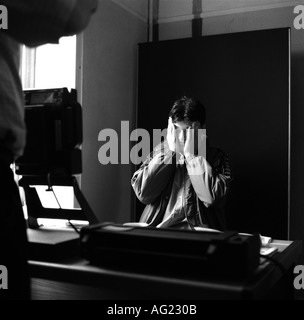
[259,235,272,247]
[123,222,149,227]
[194,227,221,232]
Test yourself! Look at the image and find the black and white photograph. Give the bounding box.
[1,0,304,305]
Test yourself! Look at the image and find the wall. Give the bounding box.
[80,0,147,223]
[150,1,304,241]
[206,7,304,243]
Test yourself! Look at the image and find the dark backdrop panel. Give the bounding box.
[136,28,290,239]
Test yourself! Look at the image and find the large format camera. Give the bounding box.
[16,88,97,229]
[16,88,82,176]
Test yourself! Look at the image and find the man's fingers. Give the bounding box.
[167,117,174,134]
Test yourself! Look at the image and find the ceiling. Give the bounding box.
[111,0,302,21]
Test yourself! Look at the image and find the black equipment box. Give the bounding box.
[16,88,82,176]
[80,223,261,279]
[24,87,77,107]
[27,228,80,262]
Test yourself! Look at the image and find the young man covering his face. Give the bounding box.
[131,96,232,231]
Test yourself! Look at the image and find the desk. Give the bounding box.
[29,240,302,300]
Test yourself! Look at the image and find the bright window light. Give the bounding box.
[34,36,76,90]
[21,35,77,90]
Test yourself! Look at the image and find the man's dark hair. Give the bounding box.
[169,96,206,127]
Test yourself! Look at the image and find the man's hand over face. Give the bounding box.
[184,122,206,158]
[166,117,184,154]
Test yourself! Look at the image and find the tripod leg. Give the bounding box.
[72,177,98,224]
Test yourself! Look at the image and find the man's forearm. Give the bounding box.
[186,155,230,206]
[131,150,176,204]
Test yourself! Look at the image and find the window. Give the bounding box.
[20,35,77,90]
